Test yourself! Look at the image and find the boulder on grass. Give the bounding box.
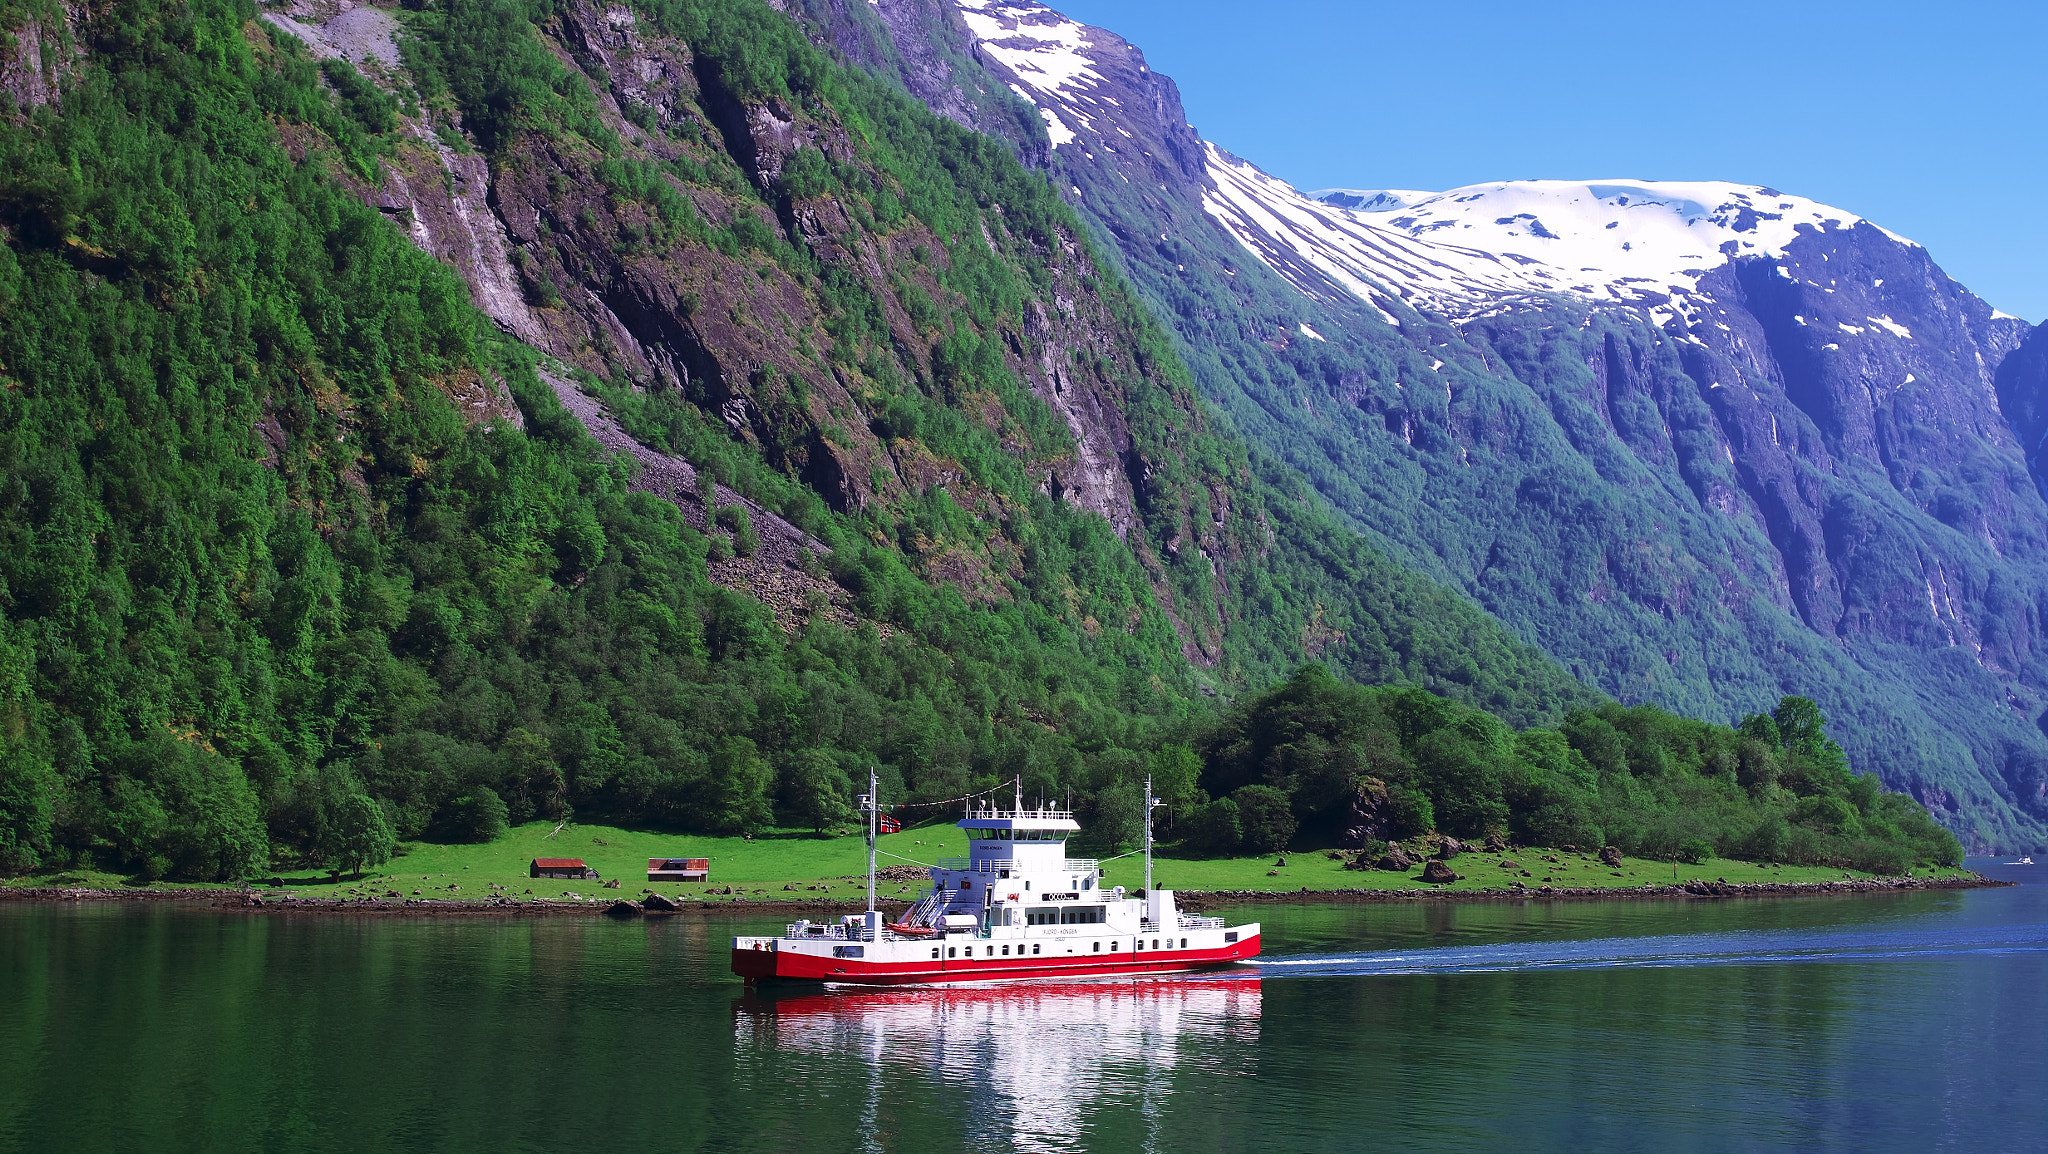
[1484,834,1508,854]
[1375,847,1415,871]
[643,892,679,913]
[1599,845,1624,867]
[1437,838,1465,860]
[1419,860,1460,884]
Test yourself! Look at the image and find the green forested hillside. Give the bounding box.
[0,0,1958,880]
[1178,667,1959,874]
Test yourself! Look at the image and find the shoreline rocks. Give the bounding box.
[0,873,2007,918]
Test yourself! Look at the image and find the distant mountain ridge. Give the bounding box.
[1238,173,1939,325]
[790,0,2048,850]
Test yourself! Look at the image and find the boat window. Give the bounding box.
[1032,945,1041,955]
[959,880,971,890]
[998,829,1011,840]
[1225,932,1238,944]
[1002,945,1010,955]
[1180,938,1187,948]
[1091,942,1100,952]
[931,949,940,959]
[948,947,957,958]
[1136,940,1143,951]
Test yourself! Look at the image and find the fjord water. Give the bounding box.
[4,866,2044,1153]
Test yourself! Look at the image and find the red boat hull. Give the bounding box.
[732,934,1261,985]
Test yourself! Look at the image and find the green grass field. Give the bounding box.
[1,820,1959,903]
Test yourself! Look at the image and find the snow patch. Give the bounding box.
[1038,105,1074,147]
[1868,315,1912,339]
[954,0,1102,110]
[1298,322,1325,341]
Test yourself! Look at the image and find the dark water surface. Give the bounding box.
[4,862,2046,1152]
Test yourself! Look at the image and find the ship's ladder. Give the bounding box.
[899,890,945,928]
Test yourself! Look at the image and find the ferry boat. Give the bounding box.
[732,776,1260,985]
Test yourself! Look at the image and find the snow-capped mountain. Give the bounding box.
[806,0,2048,848]
[1208,159,1931,327]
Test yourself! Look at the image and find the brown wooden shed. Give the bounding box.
[531,858,599,880]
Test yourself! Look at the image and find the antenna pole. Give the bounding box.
[865,766,878,915]
[1014,776,1022,814]
[1143,773,1155,895]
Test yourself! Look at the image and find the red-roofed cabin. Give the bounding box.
[531,858,599,880]
[648,857,709,882]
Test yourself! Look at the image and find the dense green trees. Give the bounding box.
[1181,666,1961,872]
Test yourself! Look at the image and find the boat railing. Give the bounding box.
[933,857,1100,874]
[961,806,1076,821]
[786,920,869,941]
[1176,914,1226,930]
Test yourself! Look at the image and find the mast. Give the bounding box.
[864,766,878,915]
[1143,773,1155,894]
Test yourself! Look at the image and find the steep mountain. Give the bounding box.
[0,0,1611,878]
[796,0,2048,849]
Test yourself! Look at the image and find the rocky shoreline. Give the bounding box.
[0,872,2006,917]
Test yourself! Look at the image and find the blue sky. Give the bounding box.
[1052,0,2048,322]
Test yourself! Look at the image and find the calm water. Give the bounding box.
[4,863,2045,1153]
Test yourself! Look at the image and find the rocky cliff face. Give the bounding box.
[265,0,1212,632]
[799,0,2048,848]
[259,0,1608,712]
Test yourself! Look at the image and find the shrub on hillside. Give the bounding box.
[442,787,510,844]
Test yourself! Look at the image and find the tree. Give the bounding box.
[1146,744,1202,812]
[1179,798,1242,855]
[502,728,568,823]
[709,737,773,834]
[1234,786,1296,855]
[781,749,852,834]
[322,794,396,880]
[443,787,509,843]
[189,762,271,882]
[1770,697,1827,754]
[0,744,57,875]
[1088,780,1147,852]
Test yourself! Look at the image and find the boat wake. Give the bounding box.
[1259,922,2048,977]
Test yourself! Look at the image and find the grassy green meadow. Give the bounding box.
[1,820,1957,905]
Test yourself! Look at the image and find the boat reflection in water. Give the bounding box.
[735,976,1262,1150]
